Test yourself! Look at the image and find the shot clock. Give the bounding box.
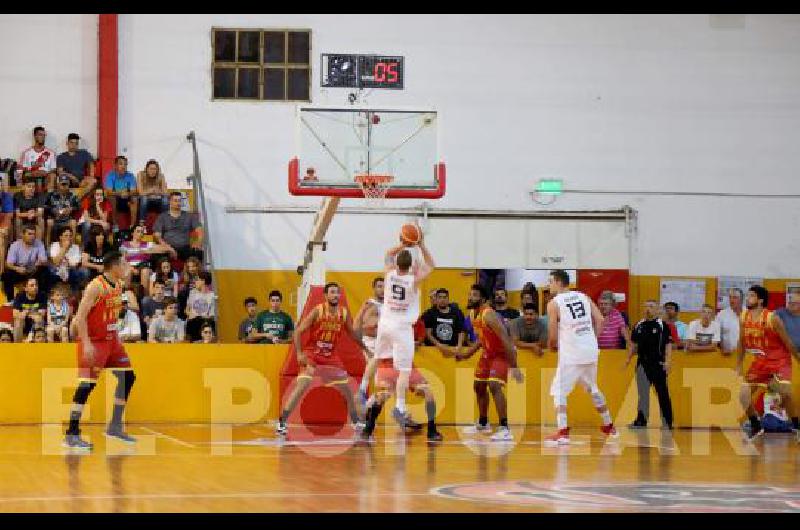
[321,54,404,89]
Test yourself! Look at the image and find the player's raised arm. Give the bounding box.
[71,280,102,363]
[293,306,319,366]
[547,299,559,351]
[384,243,405,273]
[589,299,605,339]
[413,237,435,289]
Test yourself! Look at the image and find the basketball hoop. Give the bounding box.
[354,174,394,206]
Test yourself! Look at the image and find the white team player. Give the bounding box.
[374,225,434,427]
[544,269,619,446]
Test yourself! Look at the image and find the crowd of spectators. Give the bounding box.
[0,126,212,344]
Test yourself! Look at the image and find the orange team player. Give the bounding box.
[737,285,800,441]
[64,250,137,451]
[276,282,371,436]
[455,284,524,442]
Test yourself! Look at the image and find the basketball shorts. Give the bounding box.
[375,318,415,372]
[76,338,132,381]
[300,350,350,386]
[474,354,509,384]
[374,358,428,394]
[746,357,792,386]
[550,362,600,404]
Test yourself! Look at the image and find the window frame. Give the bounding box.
[211,27,312,103]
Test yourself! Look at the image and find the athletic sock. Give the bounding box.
[67,410,82,436]
[425,400,436,423]
[557,412,568,430]
[109,404,125,430]
[359,378,369,395]
[395,396,407,413]
[600,411,612,425]
[478,416,488,427]
[427,420,437,435]
[279,411,288,424]
[499,417,508,428]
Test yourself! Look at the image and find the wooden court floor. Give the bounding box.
[0,423,798,512]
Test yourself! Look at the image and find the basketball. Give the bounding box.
[400,223,421,246]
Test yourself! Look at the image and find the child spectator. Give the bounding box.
[78,187,112,248]
[81,224,112,281]
[26,326,47,343]
[0,328,13,342]
[14,178,45,242]
[185,271,216,342]
[762,376,794,433]
[147,296,185,343]
[46,285,72,343]
[117,293,142,343]
[49,226,86,293]
[177,256,203,318]
[195,323,216,344]
[238,296,260,343]
[141,279,167,332]
[137,159,169,226]
[44,175,80,246]
[150,257,179,298]
[0,177,13,273]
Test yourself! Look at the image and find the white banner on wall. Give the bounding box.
[717,276,764,310]
[659,278,706,312]
[505,269,577,291]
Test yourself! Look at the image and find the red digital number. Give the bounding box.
[387,62,398,83]
[374,62,387,82]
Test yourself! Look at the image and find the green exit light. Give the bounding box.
[536,179,563,195]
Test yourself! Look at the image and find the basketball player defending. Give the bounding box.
[456,284,524,441]
[376,227,435,429]
[64,251,137,450]
[544,269,618,446]
[353,277,423,432]
[276,282,370,436]
[736,285,800,441]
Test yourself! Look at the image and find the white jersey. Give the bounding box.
[554,290,599,365]
[380,270,419,325]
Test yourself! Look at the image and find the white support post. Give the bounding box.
[296,197,340,317]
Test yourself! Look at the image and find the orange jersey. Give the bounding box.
[740,309,790,361]
[470,305,506,358]
[304,303,349,357]
[86,275,123,341]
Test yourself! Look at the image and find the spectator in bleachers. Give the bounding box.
[78,187,112,249]
[686,304,721,352]
[153,192,203,262]
[137,159,168,225]
[120,224,172,297]
[493,288,520,326]
[196,323,216,344]
[238,296,260,343]
[44,174,80,247]
[251,290,294,344]
[46,284,71,343]
[56,133,96,190]
[185,271,215,342]
[103,155,138,230]
[776,292,800,351]
[81,224,112,281]
[510,303,547,356]
[0,178,13,273]
[2,225,49,302]
[717,287,744,355]
[147,296,185,343]
[0,328,12,342]
[521,290,537,310]
[150,257,179,298]
[117,293,142,343]
[12,277,47,342]
[14,178,45,242]
[18,127,56,193]
[424,288,466,355]
[177,256,203,318]
[26,326,47,343]
[141,279,167,335]
[48,226,86,293]
[597,291,631,350]
[663,301,687,348]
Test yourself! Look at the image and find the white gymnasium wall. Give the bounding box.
[6,15,800,277]
[0,15,98,160]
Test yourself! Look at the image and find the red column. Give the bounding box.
[97,14,118,179]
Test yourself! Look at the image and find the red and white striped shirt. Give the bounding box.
[597,308,627,349]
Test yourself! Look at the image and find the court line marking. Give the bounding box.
[0,491,434,504]
[138,427,197,448]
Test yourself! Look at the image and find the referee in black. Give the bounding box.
[626,299,674,430]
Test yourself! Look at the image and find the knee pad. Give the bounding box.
[114,370,136,401]
[73,381,96,405]
[591,391,606,409]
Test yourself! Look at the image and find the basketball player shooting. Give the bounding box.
[276,282,370,436]
[455,284,524,442]
[375,223,435,429]
[64,251,137,451]
[544,269,618,446]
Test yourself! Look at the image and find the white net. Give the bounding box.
[354,174,394,206]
